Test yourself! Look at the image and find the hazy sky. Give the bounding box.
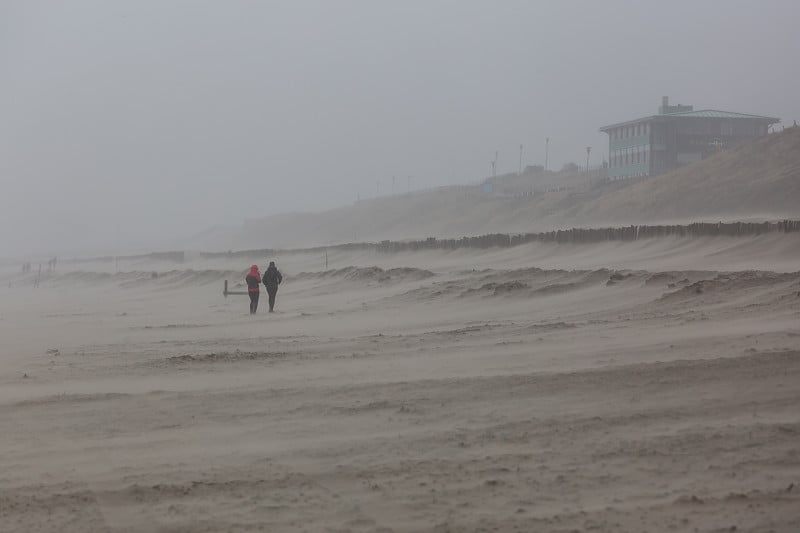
[2,0,799,256]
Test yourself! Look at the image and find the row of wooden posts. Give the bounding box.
[78,220,800,269]
[207,220,800,260]
[369,220,800,252]
[221,220,800,294]
[209,220,800,262]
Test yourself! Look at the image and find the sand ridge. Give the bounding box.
[1,235,799,532]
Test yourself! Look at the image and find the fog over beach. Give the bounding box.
[2,1,799,256]
[1,1,800,532]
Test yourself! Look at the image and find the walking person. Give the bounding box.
[262,261,283,312]
[245,264,261,314]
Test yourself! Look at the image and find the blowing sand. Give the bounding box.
[1,235,799,532]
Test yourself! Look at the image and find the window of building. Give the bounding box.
[721,121,733,136]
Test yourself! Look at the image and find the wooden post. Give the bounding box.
[222,279,249,298]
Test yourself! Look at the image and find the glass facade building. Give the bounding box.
[600,97,779,179]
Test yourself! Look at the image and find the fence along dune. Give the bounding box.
[187,219,800,259]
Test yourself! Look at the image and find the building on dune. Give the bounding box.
[600,96,779,180]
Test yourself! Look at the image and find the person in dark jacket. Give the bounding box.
[245,264,261,314]
[262,261,283,312]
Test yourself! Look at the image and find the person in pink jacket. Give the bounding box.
[245,264,261,314]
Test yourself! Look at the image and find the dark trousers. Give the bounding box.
[266,285,278,311]
[249,291,259,314]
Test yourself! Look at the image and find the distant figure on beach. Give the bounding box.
[263,261,283,312]
[245,264,261,314]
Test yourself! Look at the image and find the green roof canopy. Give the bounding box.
[665,109,780,120]
[600,109,780,132]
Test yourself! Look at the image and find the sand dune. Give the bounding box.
[574,128,800,225]
[191,129,800,251]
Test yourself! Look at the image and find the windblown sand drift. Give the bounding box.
[1,232,798,532]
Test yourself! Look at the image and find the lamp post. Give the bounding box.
[586,146,592,173]
[519,144,523,175]
[545,137,550,171]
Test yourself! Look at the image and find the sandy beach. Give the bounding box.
[1,234,799,532]
[4,2,800,531]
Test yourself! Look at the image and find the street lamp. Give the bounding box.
[586,146,592,173]
[545,137,550,171]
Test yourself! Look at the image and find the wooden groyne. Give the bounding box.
[63,250,186,265]
[63,220,800,265]
[195,219,800,259]
[369,220,800,252]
